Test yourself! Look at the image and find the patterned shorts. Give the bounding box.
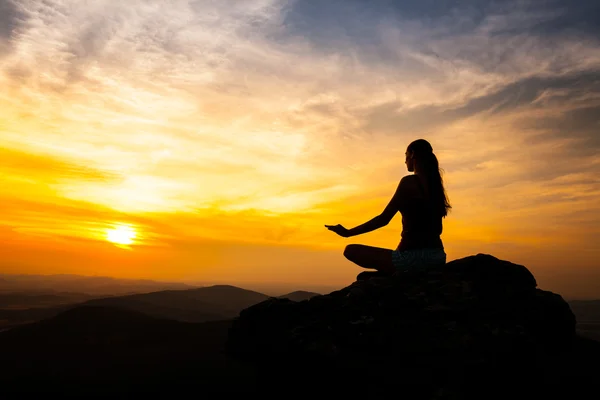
[391,247,447,271]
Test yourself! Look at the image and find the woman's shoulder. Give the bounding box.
[400,175,427,197]
[400,174,420,189]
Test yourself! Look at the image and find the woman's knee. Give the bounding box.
[343,244,360,260]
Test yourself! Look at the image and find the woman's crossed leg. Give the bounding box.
[343,244,396,274]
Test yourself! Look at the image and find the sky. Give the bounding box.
[0,0,599,298]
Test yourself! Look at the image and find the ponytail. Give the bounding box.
[407,139,452,218]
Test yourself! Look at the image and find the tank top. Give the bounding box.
[397,176,443,251]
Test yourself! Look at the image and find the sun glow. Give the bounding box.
[106,224,137,247]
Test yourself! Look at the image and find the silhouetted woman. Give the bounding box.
[325,139,451,277]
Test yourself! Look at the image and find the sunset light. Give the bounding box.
[106,225,137,247]
[0,0,598,299]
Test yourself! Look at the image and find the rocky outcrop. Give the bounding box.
[226,254,577,397]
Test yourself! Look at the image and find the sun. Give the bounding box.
[106,224,137,246]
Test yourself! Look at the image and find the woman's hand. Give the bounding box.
[324,224,351,238]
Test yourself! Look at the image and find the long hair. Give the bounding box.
[407,139,452,218]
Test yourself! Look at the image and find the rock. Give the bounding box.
[226,254,577,396]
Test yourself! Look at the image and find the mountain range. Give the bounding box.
[0,284,321,396]
[0,281,320,330]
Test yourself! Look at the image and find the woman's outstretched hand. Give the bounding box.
[324,224,351,238]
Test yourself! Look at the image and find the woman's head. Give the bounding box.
[406,139,452,217]
[405,139,433,173]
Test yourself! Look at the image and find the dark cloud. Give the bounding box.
[360,71,600,136]
[282,0,490,39]
[280,1,384,51]
[520,105,600,155]
[0,0,22,39]
[283,0,600,49]
[522,0,600,37]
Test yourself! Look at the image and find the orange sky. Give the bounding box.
[1,0,599,298]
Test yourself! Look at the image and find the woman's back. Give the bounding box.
[397,175,443,251]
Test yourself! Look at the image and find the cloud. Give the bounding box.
[0,147,119,183]
[520,104,600,153]
[0,0,22,40]
[359,71,600,137]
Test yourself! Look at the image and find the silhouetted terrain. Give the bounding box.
[569,300,600,341]
[1,259,599,397]
[0,285,261,329]
[0,306,255,395]
[228,254,600,397]
[1,277,597,343]
[80,285,269,322]
[0,284,322,331]
[278,290,320,302]
[0,306,70,331]
[1,303,598,397]
[0,292,94,308]
[0,292,103,330]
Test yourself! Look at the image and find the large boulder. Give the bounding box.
[226,254,577,396]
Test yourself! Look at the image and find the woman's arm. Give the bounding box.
[347,177,408,237]
[347,215,387,237]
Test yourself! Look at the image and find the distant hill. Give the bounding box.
[0,306,71,331]
[0,273,197,296]
[0,305,233,352]
[1,305,180,343]
[0,285,323,330]
[0,292,95,309]
[2,281,599,342]
[78,284,270,322]
[278,291,320,302]
[0,292,102,330]
[0,305,257,394]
